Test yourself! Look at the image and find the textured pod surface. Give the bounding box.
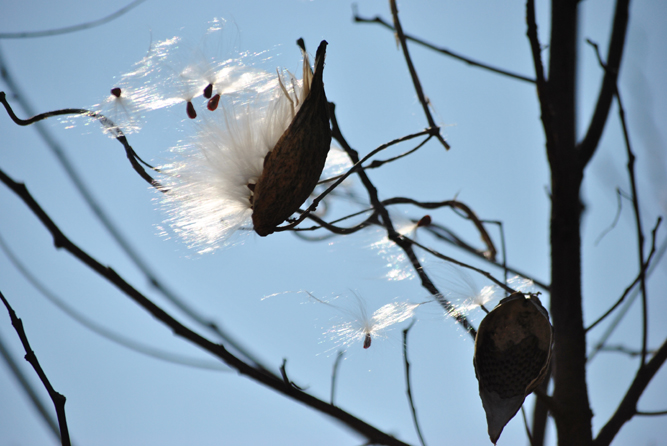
[251,40,331,236]
[473,292,552,444]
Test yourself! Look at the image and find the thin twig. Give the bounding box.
[402,320,427,446]
[598,345,657,358]
[0,168,411,446]
[423,222,550,291]
[274,123,432,232]
[0,290,72,446]
[0,332,62,442]
[616,87,650,366]
[0,91,161,189]
[594,189,624,246]
[0,0,147,39]
[353,11,535,84]
[636,410,667,417]
[521,406,535,446]
[388,0,449,150]
[586,218,661,333]
[588,231,667,363]
[330,350,345,406]
[329,103,477,338]
[402,235,515,294]
[593,337,667,446]
[381,197,497,261]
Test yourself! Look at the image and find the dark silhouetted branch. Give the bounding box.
[594,337,667,446]
[353,10,535,84]
[388,0,449,150]
[0,0,147,39]
[577,0,630,168]
[0,168,411,446]
[0,291,71,446]
[402,320,427,446]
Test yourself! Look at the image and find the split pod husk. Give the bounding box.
[473,292,553,444]
[251,40,331,236]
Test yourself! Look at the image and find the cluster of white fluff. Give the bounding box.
[94,19,342,252]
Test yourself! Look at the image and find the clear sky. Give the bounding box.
[1,1,666,445]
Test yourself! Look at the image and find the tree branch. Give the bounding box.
[0,168,411,446]
[577,0,631,168]
[593,337,667,446]
[387,0,449,149]
[353,10,535,84]
[0,290,72,446]
[402,321,427,446]
[329,103,477,338]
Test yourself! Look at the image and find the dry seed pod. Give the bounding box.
[473,292,552,444]
[251,40,331,236]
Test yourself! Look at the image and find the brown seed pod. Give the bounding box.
[473,292,552,444]
[251,40,331,236]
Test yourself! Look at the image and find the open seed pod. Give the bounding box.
[473,292,553,444]
[251,40,331,236]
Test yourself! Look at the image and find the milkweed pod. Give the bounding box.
[251,40,331,236]
[473,292,552,444]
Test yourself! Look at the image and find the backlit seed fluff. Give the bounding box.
[159,40,331,251]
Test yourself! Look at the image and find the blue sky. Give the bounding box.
[1,1,666,445]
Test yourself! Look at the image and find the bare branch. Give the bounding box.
[577,0,631,168]
[388,0,450,149]
[0,0,147,39]
[586,217,661,333]
[615,86,651,366]
[593,337,667,446]
[330,351,345,406]
[0,331,62,442]
[353,10,535,84]
[636,410,667,417]
[400,235,515,295]
[329,103,477,337]
[402,320,427,446]
[381,197,497,261]
[0,91,161,189]
[0,168,411,446]
[0,290,72,446]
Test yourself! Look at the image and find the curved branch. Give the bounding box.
[0,91,161,189]
[381,197,497,261]
[577,0,630,168]
[0,0,147,39]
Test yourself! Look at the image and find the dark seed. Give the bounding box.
[363,333,372,349]
[110,88,122,98]
[186,101,197,119]
[207,94,220,111]
[203,83,213,99]
[417,215,432,227]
